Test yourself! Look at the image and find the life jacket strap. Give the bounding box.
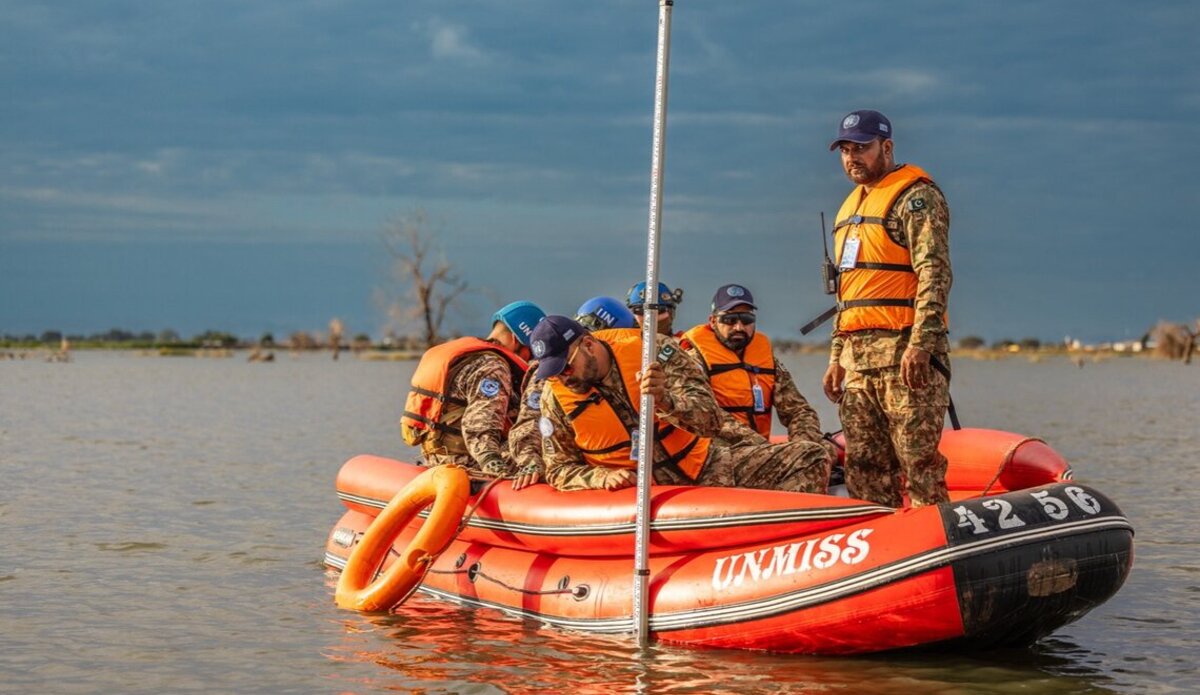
[833,215,887,230]
[837,298,915,311]
[401,411,463,436]
[800,306,838,335]
[410,385,468,407]
[849,261,913,272]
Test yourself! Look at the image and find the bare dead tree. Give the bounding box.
[328,317,344,361]
[379,210,470,349]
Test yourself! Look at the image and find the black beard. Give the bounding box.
[720,332,749,351]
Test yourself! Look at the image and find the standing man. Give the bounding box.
[682,284,833,461]
[400,300,546,480]
[530,316,829,493]
[821,109,952,508]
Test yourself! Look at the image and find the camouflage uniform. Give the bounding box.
[831,177,952,507]
[506,367,547,479]
[680,341,838,463]
[419,350,520,477]
[540,334,830,493]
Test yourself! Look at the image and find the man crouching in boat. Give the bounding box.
[508,297,639,490]
[529,315,831,493]
[400,301,546,480]
[680,283,837,468]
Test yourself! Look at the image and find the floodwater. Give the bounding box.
[1,350,1196,694]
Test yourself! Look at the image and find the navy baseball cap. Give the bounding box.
[711,284,757,313]
[530,315,588,380]
[829,110,892,150]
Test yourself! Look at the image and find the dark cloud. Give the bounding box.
[2,1,1197,340]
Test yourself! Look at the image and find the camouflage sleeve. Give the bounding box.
[654,335,723,436]
[772,358,824,443]
[539,387,617,491]
[455,352,515,474]
[829,333,845,364]
[507,372,545,476]
[895,181,952,354]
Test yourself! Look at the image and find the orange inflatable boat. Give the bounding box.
[323,428,1133,654]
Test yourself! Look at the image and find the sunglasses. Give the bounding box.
[717,312,756,326]
[557,339,586,378]
[629,306,673,316]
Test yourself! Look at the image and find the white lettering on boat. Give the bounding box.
[711,529,874,591]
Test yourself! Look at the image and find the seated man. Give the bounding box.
[681,284,836,462]
[625,281,684,336]
[508,297,638,489]
[530,315,830,493]
[400,300,545,479]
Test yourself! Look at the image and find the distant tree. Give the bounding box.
[157,329,182,345]
[957,335,986,350]
[351,333,372,353]
[1019,337,1042,351]
[328,317,344,361]
[289,331,318,350]
[40,330,63,345]
[259,332,276,347]
[991,338,1017,350]
[378,209,470,349]
[194,330,239,348]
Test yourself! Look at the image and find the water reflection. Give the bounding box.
[322,588,1124,694]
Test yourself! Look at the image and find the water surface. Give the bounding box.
[2,351,1196,693]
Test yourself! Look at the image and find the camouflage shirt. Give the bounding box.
[540,334,723,491]
[421,350,520,476]
[506,367,547,477]
[830,174,952,370]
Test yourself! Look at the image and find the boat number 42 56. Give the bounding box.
[953,486,1102,536]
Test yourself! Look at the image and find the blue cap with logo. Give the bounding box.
[711,284,757,313]
[626,281,683,309]
[575,296,637,331]
[529,315,587,380]
[829,109,892,151]
[491,301,545,346]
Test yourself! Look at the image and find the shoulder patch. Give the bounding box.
[657,344,677,363]
[908,197,926,212]
[538,416,554,437]
[479,378,501,398]
[526,389,542,411]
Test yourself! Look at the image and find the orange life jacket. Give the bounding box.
[681,325,776,437]
[833,163,932,333]
[548,329,709,479]
[401,337,527,448]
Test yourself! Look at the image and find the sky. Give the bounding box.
[2,0,1198,344]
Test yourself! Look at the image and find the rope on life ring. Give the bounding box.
[335,464,470,612]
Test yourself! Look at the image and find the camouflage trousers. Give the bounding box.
[838,361,950,508]
[648,438,831,493]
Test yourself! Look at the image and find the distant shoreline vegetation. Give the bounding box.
[2,328,1193,363]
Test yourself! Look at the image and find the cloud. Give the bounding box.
[424,18,487,63]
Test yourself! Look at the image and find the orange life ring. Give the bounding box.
[335,464,470,611]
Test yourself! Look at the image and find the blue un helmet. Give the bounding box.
[625,281,683,313]
[491,301,546,346]
[575,296,637,331]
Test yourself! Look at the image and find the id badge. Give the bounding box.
[839,237,860,270]
[751,383,766,413]
[629,428,639,461]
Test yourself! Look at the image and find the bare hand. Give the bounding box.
[900,346,931,390]
[636,362,668,403]
[822,362,846,403]
[601,467,637,491]
[510,470,541,490]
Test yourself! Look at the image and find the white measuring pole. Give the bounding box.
[633,0,674,649]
